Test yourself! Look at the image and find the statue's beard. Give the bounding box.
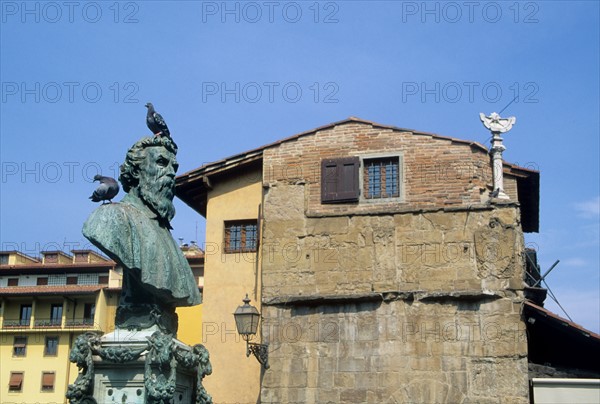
[138,174,176,225]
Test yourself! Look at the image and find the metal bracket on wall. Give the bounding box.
[247,342,269,369]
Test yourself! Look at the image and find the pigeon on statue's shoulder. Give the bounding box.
[89,175,120,204]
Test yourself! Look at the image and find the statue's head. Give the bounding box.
[119,136,179,224]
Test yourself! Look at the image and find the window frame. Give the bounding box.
[83,303,96,324]
[8,372,24,392]
[40,371,55,392]
[224,220,259,254]
[13,336,27,357]
[50,303,63,326]
[44,253,58,263]
[74,252,88,262]
[44,336,59,356]
[19,304,32,326]
[358,152,404,203]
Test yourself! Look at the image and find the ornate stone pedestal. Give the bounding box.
[66,328,212,404]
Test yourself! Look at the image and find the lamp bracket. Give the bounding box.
[247,342,269,369]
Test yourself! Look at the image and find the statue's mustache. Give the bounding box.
[152,175,175,195]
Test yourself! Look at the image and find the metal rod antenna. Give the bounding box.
[533,260,560,287]
[499,95,519,115]
[543,280,573,322]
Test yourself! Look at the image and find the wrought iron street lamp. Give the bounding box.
[233,294,269,369]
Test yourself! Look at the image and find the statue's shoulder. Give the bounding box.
[85,202,131,222]
[83,203,135,239]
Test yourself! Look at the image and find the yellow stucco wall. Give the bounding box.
[0,291,115,402]
[202,166,264,404]
[176,304,203,345]
[4,252,39,265]
[0,331,78,403]
[1,253,203,402]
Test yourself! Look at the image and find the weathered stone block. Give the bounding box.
[334,372,356,388]
[306,216,349,235]
[316,388,340,403]
[338,357,368,372]
[340,388,368,403]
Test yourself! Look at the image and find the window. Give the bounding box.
[0,254,8,265]
[224,220,258,253]
[41,372,55,392]
[66,276,78,285]
[44,253,58,263]
[321,157,360,203]
[48,274,66,285]
[37,277,48,286]
[50,304,63,326]
[13,336,27,356]
[7,278,18,286]
[320,155,403,204]
[9,372,23,392]
[44,336,59,356]
[98,275,109,284]
[83,303,95,324]
[20,305,32,326]
[78,273,98,285]
[74,252,88,262]
[363,157,400,199]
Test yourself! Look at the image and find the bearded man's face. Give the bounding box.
[137,146,178,223]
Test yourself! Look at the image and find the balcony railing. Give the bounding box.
[34,318,63,328]
[65,318,95,328]
[2,319,31,329]
[2,318,98,329]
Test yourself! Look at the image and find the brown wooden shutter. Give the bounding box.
[37,277,48,286]
[42,372,55,389]
[66,276,77,285]
[98,275,109,284]
[7,278,18,286]
[321,157,360,203]
[9,372,23,389]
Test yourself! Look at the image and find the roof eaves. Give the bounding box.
[524,300,600,340]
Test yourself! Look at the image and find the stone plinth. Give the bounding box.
[92,328,195,403]
[66,328,212,404]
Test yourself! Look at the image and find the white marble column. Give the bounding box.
[480,112,516,200]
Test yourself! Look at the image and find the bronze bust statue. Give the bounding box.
[83,135,201,333]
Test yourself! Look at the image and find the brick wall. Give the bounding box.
[262,122,518,216]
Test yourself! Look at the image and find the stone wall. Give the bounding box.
[259,121,529,403]
[261,298,528,403]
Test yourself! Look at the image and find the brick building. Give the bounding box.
[176,117,541,403]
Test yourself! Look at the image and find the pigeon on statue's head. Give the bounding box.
[89,175,120,204]
[145,102,170,138]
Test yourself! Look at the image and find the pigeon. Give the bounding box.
[89,175,119,204]
[145,102,170,137]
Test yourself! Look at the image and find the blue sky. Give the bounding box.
[1,1,598,332]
